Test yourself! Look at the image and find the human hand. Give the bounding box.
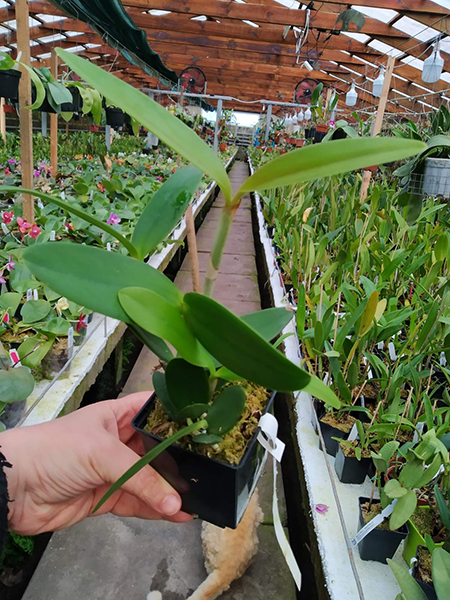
[0,392,191,536]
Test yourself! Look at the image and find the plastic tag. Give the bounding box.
[106,242,112,252]
[26,289,32,302]
[9,349,20,366]
[50,230,56,241]
[257,413,285,462]
[1,223,9,235]
[61,191,66,200]
[68,327,74,350]
[90,190,94,200]
[388,342,397,361]
[351,500,397,547]
[440,352,447,367]
[37,199,44,209]
[377,341,384,350]
[33,289,38,301]
[347,422,358,442]
[413,421,425,444]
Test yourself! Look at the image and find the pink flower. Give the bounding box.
[28,224,41,240]
[33,169,41,178]
[2,211,14,225]
[64,222,74,231]
[107,213,121,226]
[6,255,15,272]
[315,504,329,515]
[329,120,336,129]
[4,167,11,176]
[3,312,9,324]
[0,270,6,285]
[7,158,16,166]
[17,217,32,235]
[157,176,163,183]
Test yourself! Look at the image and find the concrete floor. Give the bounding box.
[22,162,296,600]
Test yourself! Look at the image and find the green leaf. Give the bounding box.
[23,243,182,323]
[207,385,246,436]
[20,300,52,324]
[435,234,448,262]
[182,293,340,406]
[132,166,203,260]
[434,485,450,531]
[37,317,71,336]
[241,307,293,341]
[93,418,208,513]
[0,51,15,70]
[238,139,426,194]
[380,440,400,463]
[0,367,34,403]
[387,559,428,600]
[152,371,178,421]
[0,186,137,257]
[47,80,72,106]
[55,49,232,203]
[119,288,212,369]
[414,454,443,488]
[129,323,173,364]
[359,290,379,337]
[384,479,408,499]
[193,433,223,445]
[390,489,417,530]
[296,285,306,339]
[0,292,22,316]
[433,547,450,600]
[177,403,210,421]
[165,358,210,415]
[24,64,45,110]
[18,335,54,369]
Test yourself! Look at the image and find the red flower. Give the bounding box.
[2,211,14,225]
[76,314,87,333]
[97,182,106,193]
[64,222,75,231]
[17,217,32,236]
[28,224,41,240]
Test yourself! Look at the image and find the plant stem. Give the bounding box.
[93,418,208,513]
[203,203,235,297]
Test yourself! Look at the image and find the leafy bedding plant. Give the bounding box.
[0,49,425,505]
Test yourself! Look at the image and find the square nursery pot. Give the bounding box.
[0,69,21,102]
[60,87,81,113]
[105,107,125,128]
[312,398,350,457]
[357,497,408,564]
[305,127,315,140]
[334,443,373,484]
[132,391,277,529]
[412,550,437,600]
[403,506,444,566]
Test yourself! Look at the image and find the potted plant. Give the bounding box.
[0,65,21,102]
[0,346,34,430]
[0,48,425,528]
[333,419,376,484]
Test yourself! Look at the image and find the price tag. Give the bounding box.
[1,223,9,235]
[33,289,38,301]
[351,500,397,547]
[26,289,32,302]
[50,230,56,241]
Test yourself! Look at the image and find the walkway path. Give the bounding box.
[22,162,296,600]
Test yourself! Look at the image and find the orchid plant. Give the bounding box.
[0,49,425,506]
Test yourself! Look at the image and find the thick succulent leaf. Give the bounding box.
[18,335,54,369]
[132,166,203,260]
[0,367,35,403]
[433,547,450,600]
[0,186,137,256]
[22,243,182,323]
[152,370,179,422]
[119,288,212,368]
[55,49,232,203]
[165,358,210,413]
[207,385,246,436]
[241,307,294,341]
[193,433,223,445]
[0,292,22,316]
[182,293,340,406]
[238,138,426,194]
[387,559,428,600]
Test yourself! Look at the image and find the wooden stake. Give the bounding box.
[360,55,395,202]
[50,49,58,177]
[16,0,34,223]
[0,98,5,144]
[185,205,201,293]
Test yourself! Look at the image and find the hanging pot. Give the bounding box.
[0,69,21,102]
[31,86,56,113]
[59,87,81,113]
[132,391,277,529]
[305,127,315,140]
[105,106,125,128]
[331,128,347,140]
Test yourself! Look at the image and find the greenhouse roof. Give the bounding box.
[1,0,450,115]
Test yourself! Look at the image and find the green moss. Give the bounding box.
[416,546,432,585]
[145,381,269,465]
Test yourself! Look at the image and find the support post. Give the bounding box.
[264,103,273,143]
[360,55,395,202]
[105,124,112,151]
[16,0,34,223]
[50,49,58,178]
[41,111,48,137]
[213,98,223,153]
[0,98,5,143]
[185,205,201,293]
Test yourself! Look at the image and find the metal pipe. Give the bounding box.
[213,98,223,153]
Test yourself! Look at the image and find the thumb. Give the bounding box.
[97,437,182,517]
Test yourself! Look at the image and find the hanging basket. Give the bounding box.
[60,88,81,113]
[0,69,21,102]
[105,107,125,128]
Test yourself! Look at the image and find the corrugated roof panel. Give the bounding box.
[368,39,404,58]
[393,16,439,42]
[342,31,371,43]
[351,5,398,24]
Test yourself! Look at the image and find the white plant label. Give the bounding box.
[257,414,301,591]
[33,289,38,301]
[61,191,66,200]
[440,352,447,366]
[26,289,32,302]
[90,190,94,200]
[9,350,20,366]
[50,230,56,241]
[377,341,384,350]
[37,199,44,209]
[68,327,74,350]
[351,500,397,547]
[348,422,359,442]
[106,242,112,252]
[388,342,397,361]
[1,223,9,235]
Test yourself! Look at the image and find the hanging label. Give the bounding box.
[9,349,20,366]
[33,289,38,301]
[26,289,32,302]
[37,199,44,209]
[257,413,285,462]
[351,500,397,547]
[50,230,56,241]
[106,242,112,252]
[1,223,9,235]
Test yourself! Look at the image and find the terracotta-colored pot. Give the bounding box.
[316,124,329,133]
[296,139,304,148]
[3,104,15,114]
[366,165,378,172]
[89,124,99,133]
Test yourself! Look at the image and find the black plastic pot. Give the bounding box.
[31,86,56,113]
[334,444,372,484]
[60,87,81,113]
[305,127,315,139]
[105,106,125,128]
[312,399,351,457]
[314,129,327,143]
[1,399,26,428]
[133,391,277,529]
[357,497,408,563]
[0,69,21,102]
[412,551,437,600]
[331,128,347,140]
[267,225,274,238]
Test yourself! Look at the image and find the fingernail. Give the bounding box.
[161,494,181,516]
